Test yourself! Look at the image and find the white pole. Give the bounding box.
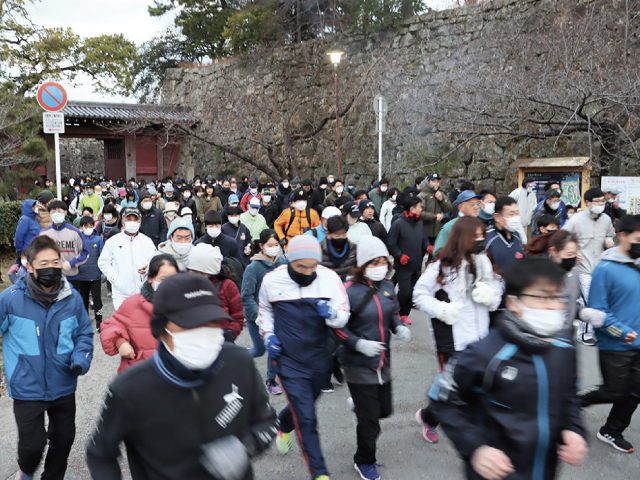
[54,132,62,200]
[378,97,383,181]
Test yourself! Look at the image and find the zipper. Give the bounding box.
[374,294,385,385]
[42,307,50,398]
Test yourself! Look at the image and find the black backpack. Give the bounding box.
[284,206,313,237]
[222,255,245,292]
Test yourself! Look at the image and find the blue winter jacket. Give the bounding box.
[589,247,640,351]
[533,199,567,226]
[241,253,287,323]
[0,277,94,400]
[15,199,42,255]
[78,230,104,282]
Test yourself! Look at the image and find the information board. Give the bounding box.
[601,176,640,213]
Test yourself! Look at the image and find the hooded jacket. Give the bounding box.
[380,199,396,232]
[562,208,615,275]
[39,222,89,280]
[418,182,452,237]
[241,252,288,324]
[589,247,640,351]
[157,240,190,271]
[15,199,42,255]
[509,186,538,227]
[0,276,94,400]
[387,214,430,272]
[240,210,268,240]
[78,230,104,282]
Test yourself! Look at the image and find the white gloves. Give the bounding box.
[472,282,498,307]
[434,302,463,325]
[200,435,249,480]
[579,308,607,328]
[394,325,411,343]
[355,339,386,357]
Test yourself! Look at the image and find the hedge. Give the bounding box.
[0,201,25,253]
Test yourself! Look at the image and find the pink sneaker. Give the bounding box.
[415,409,438,443]
[400,315,412,325]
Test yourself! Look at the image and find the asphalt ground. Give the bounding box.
[1,284,640,480]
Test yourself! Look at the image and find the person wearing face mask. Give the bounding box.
[359,199,388,244]
[258,187,279,228]
[179,185,197,224]
[100,255,178,374]
[156,217,195,271]
[274,177,292,213]
[323,179,352,207]
[335,236,411,480]
[39,200,89,291]
[342,200,373,244]
[77,216,105,331]
[98,208,157,309]
[531,189,563,236]
[240,197,268,240]
[274,189,321,250]
[368,177,390,215]
[380,187,400,232]
[196,183,223,233]
[320,215,358,282]
[478,189,496,228]
[259,235,349,480]
[603,187,626,226]
[1,235,94,480]
[577,215,640,453]
[138,191,168,248]
[304,205,341,242]
[223,206,254,265]
[87,273,279,479]
[563,187,615,345]
[220,193,240,224]
[100,203,121,240]
[313,176,331,210]
[536,214,561,236]
[195,211,243,260]
[485,196,524,273]
[156,183,173,211]
[79,182,103,218]
[14,198,42,267]
[239,180,261,212]
[417,173,452,244]
[429,256,587,480]
[217,179,232,207]
[433,190,483,257]
[509,176,538,232]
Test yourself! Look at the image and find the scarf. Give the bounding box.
[404,211,420,221]
[27,274,62,307]
[140,280,154,303]
[498,310,554,353]
[457,253,494,299]
[287,264,317,287]
[151,342,222,389]
[327,239,348,264]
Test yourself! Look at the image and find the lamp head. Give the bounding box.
[328,51,344,66]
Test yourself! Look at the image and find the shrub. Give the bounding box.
[0,201,24,253]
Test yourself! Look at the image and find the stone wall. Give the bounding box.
[162,0,618,193]
[59,138,104,178]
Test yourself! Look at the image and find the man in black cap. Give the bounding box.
[343,200,372,244]
[87,272,278,479]
[139,191,168,247]
[359,199,387,243]
[274,189,321,248]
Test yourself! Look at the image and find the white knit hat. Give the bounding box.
[187,243,223,276]
[356,235,389,267]
[321,206,341,220]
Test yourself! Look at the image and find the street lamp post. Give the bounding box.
[328,51,343,179]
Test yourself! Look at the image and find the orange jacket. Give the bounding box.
[274,207,321,247]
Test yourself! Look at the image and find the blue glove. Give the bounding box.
[264,334,282,358]
[317,300,337,319]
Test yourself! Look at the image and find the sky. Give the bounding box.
[26,0,453,104]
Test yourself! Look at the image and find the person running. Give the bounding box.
[359,199,388,243]
[274,189,321,248]
[509,176,538,238]
[259,235,349,480]
[139,191,168,247]
[77,216,105,331]
[194,210,243,260]
[14,199,42,265]
[531,189,563,236]
[241,197,268,240]
[224,206,253,265]
[433,190,482,256]
[335,235,411,480]
[417,173,452,245]
[320,215,358,282]
[241,229,287,395]
[196,183,223,233]
[156,217,195,271]
[413,216,502,444]
[343,201,373,244]
[429,256,587,480]
[87,273,279,479]
[380,188,399,232]
[100,254,179,374]
[1,235,94,480]
[368,178,389,215]
[485,196,524,274]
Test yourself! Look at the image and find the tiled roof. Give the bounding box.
[61,101,198,124]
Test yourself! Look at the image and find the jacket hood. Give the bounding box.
[158,240,190,261]
[600,246,636,264]
[21,199,37,217]
[251,251,281,263]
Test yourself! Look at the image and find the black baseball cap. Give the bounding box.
[121,207,141,219]
[153,273,233,329]
[292,188,309,201]
[343,201,361,218]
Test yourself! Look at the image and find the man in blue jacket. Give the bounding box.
[579,214,640,453]
[0,235,93,480]
[14,199,42,263]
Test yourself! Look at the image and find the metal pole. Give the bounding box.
[54,132,62,200]
[378,97,383,181]
[335,65,342,179]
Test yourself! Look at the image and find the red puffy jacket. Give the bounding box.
[100,293,157,374]
[212,277,244,339]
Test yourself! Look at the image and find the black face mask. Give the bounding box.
[222,187,230,193]
[330,237,348,251]
[473,239,486,254]
[35,267,62,288]
[560,256,577,271]
[287,264,317,287]
[629,243,640,260]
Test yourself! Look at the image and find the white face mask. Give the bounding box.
[282,182,289,189]
[607,198,615,204]
[380,186,388,193]
[124,221,140,234]
[590,204,605,215]
[141,202,152,211]
[248,208,259,216]
[207,227,221,238]
[183,191,191,198]
[567,213,574,219]
[171,240,192,255]
[482,203,495,215]
[250,188,257,195]
[50,212,65,225]
[549,202,560,211]
[152,281,162,291]
[526,186,534,193]
[320,185,327,190]
[83,228,93,236]
[504,215,521,233]
[265,246,280,257]
[510,297,566,337]
[366,265,387,282]
[166,211,177,219]
[103,214,113,221]
[163,327,224,370]
[21,258,27,268]
[295,201,307,211]
[392,195,397,202]
[262,195,271,203]
[335,187,344,195]
[229,217,240,225]
[328,177,334,184]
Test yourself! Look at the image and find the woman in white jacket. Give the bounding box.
[413,216,503,444]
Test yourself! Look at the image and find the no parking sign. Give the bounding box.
[37,82,67,112]
[37,81,67,201]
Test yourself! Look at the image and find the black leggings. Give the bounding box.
[77,280,103,328]
[348,382,392,465]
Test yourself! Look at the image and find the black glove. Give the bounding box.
[279,238,288,247]
[70,365,83,376]
[223,330,235,343]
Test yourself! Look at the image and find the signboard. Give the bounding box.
[525,172,583,207]
[36,82,67,112]
[43,112,65,134]
[601,176,640,213]
[373,94,388,116]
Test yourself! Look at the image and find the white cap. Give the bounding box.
[165,202,178,212]
[181,207,193,216]
[187,243,223,276]
[321,206,341,220]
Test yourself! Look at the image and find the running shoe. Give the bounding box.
[400,315,412,325]
[347,397,355,412]
[277,431,292,454]
[597,428,634,453]
[355,463,380,480]
[15,471,33,480]
[266,379,283,395]
[322,379,335,393]
[415,409,439,443]
[333,367,345,385]
[315,476,330,480]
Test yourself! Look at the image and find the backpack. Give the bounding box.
[222,255,245,292]
[284,206,313,237]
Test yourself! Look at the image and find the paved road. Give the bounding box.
[1,286,640,479]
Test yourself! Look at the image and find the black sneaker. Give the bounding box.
[597,428,634,453]
[333,367,345,385]
[321,379,335,393]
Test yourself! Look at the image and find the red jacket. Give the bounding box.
[212,277,244,339]
[240,191,261,212]
[100,293,157,374]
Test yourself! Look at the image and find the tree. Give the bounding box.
[0,0,138,95]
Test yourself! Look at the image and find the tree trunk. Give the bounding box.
[296,0,302,43]
[401,0,413,20]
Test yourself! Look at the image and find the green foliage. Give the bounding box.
[0,169,44,197]
[222,3,280,55]
[0,200,23,252]
[345,0,425,31]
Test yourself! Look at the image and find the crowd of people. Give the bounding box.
[0,169,637,480]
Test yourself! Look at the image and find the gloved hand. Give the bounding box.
[8,264,19,274]
[355,339,386,357]
[264,334,282,358]
[317,300,337,319]
[471,282,498,307]
[580,308,607,328]
[434,302,463,325]
[394,325,411,343]
[280,238,288,247]
[200,435,249,480]
[400,254,410,266]
[70,364,83,376]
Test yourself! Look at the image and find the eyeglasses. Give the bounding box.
[518,293,569,304]
[469,202,482,208]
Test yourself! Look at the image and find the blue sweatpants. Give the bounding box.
[278,373,328,478]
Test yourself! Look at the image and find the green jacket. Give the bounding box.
[368,188,387,215]
[323,190,352,207]
[433,217,458,257]
[240,211,268,240]
[417,182,452,238]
